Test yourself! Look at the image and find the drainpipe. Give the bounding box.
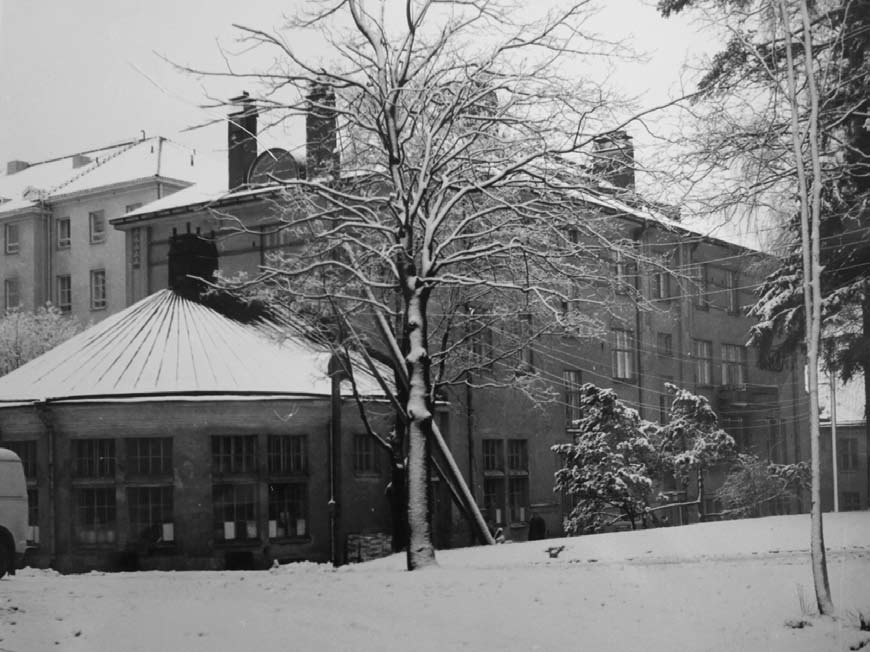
[328,355,346,566]
[34,402,57,565]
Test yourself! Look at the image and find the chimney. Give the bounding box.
[72,154,92,169]
[227,92,258,190]
[6,160,29,175]
[306,82,339,179]
[592,131,635,191]
[168,230,219,300]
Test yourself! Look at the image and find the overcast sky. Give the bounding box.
[0,0,713,166]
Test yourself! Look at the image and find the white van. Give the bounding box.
[0,447,28,577]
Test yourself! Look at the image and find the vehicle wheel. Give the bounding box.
[0,541,11,579]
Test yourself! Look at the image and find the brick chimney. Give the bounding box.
[306,82,339,179]
[227,92,258,190]
[592,131,635,191]
[6,160,29,175]
[168,227,219,299]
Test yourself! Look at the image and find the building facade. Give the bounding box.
[0,288,397,572]
[0,138,218,321]
[106,105,811,546]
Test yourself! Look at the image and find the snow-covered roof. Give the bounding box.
[0,289,387,405]
[0,138,223,215]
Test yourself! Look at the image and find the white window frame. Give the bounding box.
[90,269,107,310]
[57,275,72,312]
[89,210,106,244]
[4,277,19,311]
[57,218,71,249]
[4,223,19,255]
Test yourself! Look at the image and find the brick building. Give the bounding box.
[0,285,396,572]
[106,100,811,545]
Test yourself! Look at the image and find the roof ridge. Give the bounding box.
[47,140,143,196]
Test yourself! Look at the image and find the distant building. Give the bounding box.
[0,137,219,321]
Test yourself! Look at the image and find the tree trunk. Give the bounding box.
[863,297,870,510]
[780,0,834,614]
[404,282,437,569]
[697,468,705,523]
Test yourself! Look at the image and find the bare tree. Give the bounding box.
[187,0,660,569]
[658,0,838,614]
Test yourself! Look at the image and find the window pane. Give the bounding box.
[75,488,116,545]
[268,483,307,538]
[73,439,116,478]
[482,439,503,472]
[127,438,172,475]
[128,486,174,544]
[564,370,583,426]
[213,483,258,541]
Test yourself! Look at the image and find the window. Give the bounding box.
[4,278,19,311]
[125,202,142,214]
[268,483,307,538]
[722,416,746,451]
[721,344,748,386]
[3,440,36,478]
[659,376,674,424]
[613,250,636,293]
[839,438,859,472]
[128,486,174,544]
[766,418,785,463]
[470,319,494,366]
[213,483,258,541]
[268,435,306,474]
[73,439,115,478]
[693,339,713,385]
[352,434,381,475]
[4,223,19,254]
[507,439,528,472]
[564,370,583,428]
[75,487,116,545]
[481,438,529,525]
[656,332,673,357]
[482,439,504,472]
[508,477,529,523]
[89,210,106,244]
[694,263,709,310]
[212,435,256,474]
[90,269,107,310]
[842,492,861,511]
[127,438,172,476]
[56,275,72,313]
[724,269,739,313]
[612,329,636,380]
[57,218,71,249]
[651,270,671,300]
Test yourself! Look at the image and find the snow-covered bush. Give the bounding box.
[716,454,809,518]
[553,383,657,534]
[653,384,737,521]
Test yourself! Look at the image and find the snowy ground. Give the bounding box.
[2,513,870,652]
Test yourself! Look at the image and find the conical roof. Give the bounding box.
[0,290,386,405]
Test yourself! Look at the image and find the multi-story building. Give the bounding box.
[0,137,220,321]
[0,101,811,572]
[109,102,810,544]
